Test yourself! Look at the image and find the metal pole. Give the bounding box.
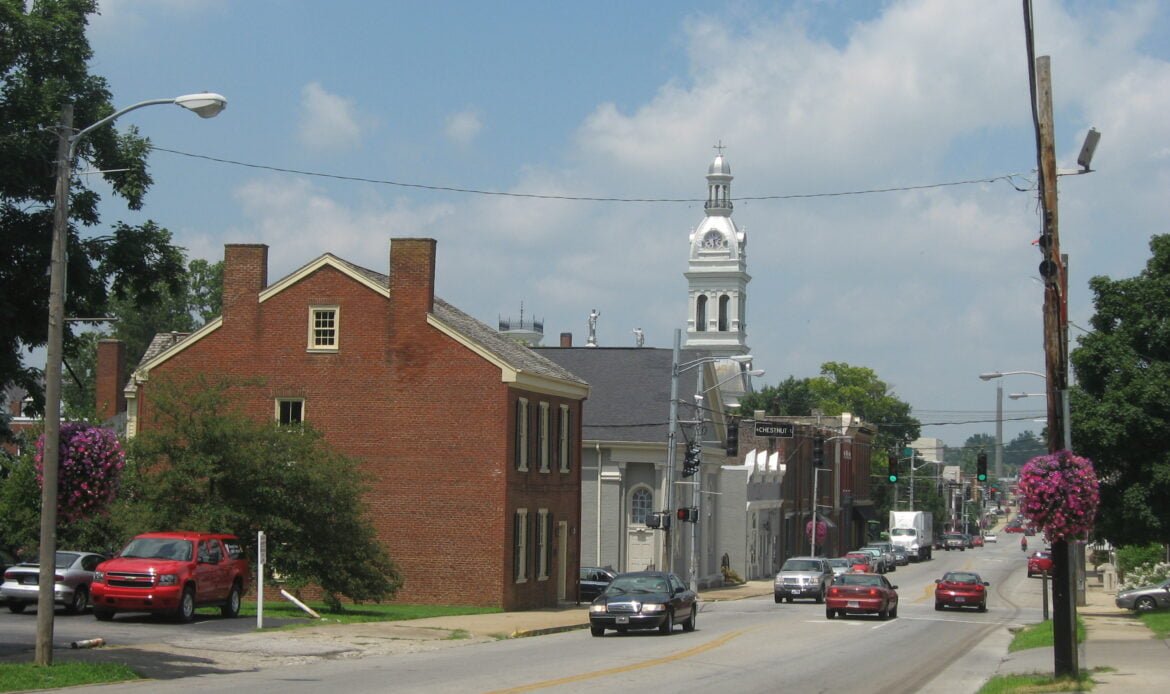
[995,383,1004,480]
[664,329,681,573]
[910,451,915,511]
[36,104,72,666]
[811,448,819,558]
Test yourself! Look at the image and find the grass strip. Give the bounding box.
[0,662,139,693]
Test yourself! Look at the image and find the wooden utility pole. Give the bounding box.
[1035,54,1078,680]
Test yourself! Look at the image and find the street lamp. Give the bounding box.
[37,93,227,665]
[978,370,1047,480]
[665,327,751,580]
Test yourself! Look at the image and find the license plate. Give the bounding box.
[955,597,965,603]
[790,589,801,595]
[616,616,629,624]
[847,601,859,608]
[21,577,37,585]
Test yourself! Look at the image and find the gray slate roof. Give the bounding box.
[533,347,714,443]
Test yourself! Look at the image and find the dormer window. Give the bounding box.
[308,306,339,351]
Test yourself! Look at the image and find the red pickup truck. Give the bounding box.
[91,531,249,622]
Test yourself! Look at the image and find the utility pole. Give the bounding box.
[1034,50,1078,679]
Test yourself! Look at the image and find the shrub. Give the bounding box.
[1116,543,1167,581]
[1119,561,1170,591]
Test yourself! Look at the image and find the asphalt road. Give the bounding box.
[46,539,1043,693]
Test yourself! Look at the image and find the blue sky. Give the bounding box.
[73,0,1170,453]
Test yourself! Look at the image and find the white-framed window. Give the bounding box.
[536,508,549,580]
[513,508,529,583]
[558,405,571,472]
[630,486,653,526]
[538,402,550,472]
[515,397,529,471]
[276,398,304,426]
[308,306,339,351]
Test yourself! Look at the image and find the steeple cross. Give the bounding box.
[713,140,726,155]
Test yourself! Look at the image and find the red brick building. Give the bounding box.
[120,238,589,609]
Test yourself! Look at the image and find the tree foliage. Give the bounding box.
[1,0,186,439]
[1069,234,1170,546]
[125,375,403,609]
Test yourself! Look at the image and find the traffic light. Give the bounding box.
[646,512,661,529]
[812,435,824,467]
[887,452,899,483]
[725,418,739,456]
[682,443,701,477]
[676,507,697,523]
[977,452,988,482]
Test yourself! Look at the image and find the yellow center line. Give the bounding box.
[487,627,756,693]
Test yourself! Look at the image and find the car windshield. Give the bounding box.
[607,575,669,595]
[890,528,915,536]
[943,572,980,584]
[781,560,823,572]
[837,574,882,587]
[828,559,849,567]
[120,538,193,561]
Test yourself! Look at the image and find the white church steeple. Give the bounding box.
[684,144,750,357]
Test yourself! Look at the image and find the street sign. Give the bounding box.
[754,421,795,438]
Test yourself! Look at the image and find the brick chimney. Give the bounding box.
[222,244,268,331]
[95,339,126,420]
[560,332,573,347]
[388,238,437,320]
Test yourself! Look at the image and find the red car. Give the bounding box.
[971,535,985,547]
[825,572,899,620]
[842,552,875,573]
[1027,550,1054,577]
[934,571,989,612]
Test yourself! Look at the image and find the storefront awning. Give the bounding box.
[852,504,877,523]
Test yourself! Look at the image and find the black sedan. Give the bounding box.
[579,566,616,602]
[589,571,697,636]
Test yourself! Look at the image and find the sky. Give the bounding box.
[69,0,1170,454]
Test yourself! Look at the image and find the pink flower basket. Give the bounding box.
[1018,449,1099,543]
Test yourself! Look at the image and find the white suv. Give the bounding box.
[774,557,834,604]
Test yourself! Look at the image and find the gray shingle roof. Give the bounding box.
[533,347,714,443]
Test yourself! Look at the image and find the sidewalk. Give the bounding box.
[991,566,1170,693]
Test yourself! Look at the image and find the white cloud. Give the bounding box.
[297,82,367,153]
[444,110,483,146]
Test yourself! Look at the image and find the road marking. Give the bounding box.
[487,627,755,693]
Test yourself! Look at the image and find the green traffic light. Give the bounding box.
[977,474,987,482]
[888,475,898,483]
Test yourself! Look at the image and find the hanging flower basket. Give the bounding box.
[806,518,828,543]
[1018,449,1099,543]
[36,423,125,522]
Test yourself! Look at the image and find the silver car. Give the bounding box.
[774,556,833,603]
[1115,578,1170,612]
[865,542,897,572]
[0,551,105,614]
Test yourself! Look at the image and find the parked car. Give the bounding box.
[91,531,249,622]
[1027,550,1054,577]
[588,571,697,636]
[857,547,889,573]
[1,551,105,614]
[843,552,876,573]
[773,556,834,603]
[934,571,989,612]
[983,533,998,543]
[1,548,22,607]
[825,572,899,620]
[826,557,852,578]
[891,546,910,566]
[1115,578,1170,613]
[579,567,616,602]
[1004,522,1024,534]
[864,542,897,572]
[941,533,967,551]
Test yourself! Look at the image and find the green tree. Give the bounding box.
[60,258,224,418]
[124,375,403,610]
[1,0,186,439]
[739,376,816,416]
[1070,234,1170,546]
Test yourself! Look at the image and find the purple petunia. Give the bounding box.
[35,423,125,522]
[1018,450,1099,543]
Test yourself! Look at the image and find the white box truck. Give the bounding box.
[889,511,933,561]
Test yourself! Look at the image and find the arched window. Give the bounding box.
[718,295,730,331]
[630,487,653,526]
[695,295,708,332]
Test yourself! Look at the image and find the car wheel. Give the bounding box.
[8,602,26,614]
[176,585,196,623]
[890,604,898,619]
[935,603,944,611]
[879,605,889,620]
[66,585,89,615]
[1135,596,1157,612]
[826,608,836,619]
[815,589,824,604]
[590,625,605,637]
[658,610,674,635]
[93,608,115,622]
[1027,570,1034,578]
[682,605,697,632]
[785,596,793,603]
[774,592,783,604]
[978,602,987,613]
[221,581,242,618]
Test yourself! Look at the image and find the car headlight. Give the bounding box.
[157,574,178,586]
[640,603,666,614]
[589,604,608,614]
[93,571,105,583]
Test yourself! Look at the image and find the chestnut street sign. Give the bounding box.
[754,421,795,438]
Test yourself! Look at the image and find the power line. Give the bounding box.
[150,145,1034,204]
